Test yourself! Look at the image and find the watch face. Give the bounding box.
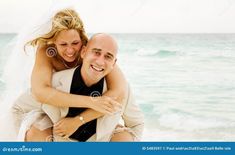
[79,116,85,124]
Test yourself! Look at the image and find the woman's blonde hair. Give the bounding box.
[25,8,88,48]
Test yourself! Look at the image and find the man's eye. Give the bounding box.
[60,44,67,46]
[105,55,112,60]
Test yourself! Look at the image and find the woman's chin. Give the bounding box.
[63,57,76,62]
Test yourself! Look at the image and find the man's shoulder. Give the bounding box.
[53,67,77,77]
[51,67,77,88]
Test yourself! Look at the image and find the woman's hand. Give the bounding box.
[53,117,80,138]
[88,96,122,115]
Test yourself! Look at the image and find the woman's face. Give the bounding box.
[54,29,82,62]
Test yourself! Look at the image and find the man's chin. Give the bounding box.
[93,75,103,81]
[88,73,103,82]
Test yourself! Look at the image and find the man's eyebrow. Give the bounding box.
[91,48,102,52]
[106,52,114,58]
[91,48,115,58]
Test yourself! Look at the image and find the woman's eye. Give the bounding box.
[72,42,79,45]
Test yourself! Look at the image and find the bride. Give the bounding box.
[0,7,126,141]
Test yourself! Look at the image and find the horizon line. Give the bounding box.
[1,32,235,35]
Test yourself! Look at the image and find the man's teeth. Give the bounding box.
[91,65,103,72]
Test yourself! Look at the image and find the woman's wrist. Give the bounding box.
[76,95,92,108]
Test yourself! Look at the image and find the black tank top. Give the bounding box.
[67,66,104,141]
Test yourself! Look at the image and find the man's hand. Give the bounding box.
[53,117,82,138]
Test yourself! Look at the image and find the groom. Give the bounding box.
[35,33,144,141]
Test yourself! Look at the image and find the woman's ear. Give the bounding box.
[80,46,86,58]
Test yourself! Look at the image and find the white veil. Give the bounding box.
[0,1,79,141]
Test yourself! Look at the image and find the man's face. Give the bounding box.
[81,36,117,83]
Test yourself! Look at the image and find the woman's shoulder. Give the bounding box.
[35,45,61,69]
[35,44,51,61]
[36,44,47,54]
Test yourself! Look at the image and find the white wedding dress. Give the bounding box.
[0,2,79,141]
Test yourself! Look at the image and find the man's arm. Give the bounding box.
[121,85,145,141]
[69,81,127,129]
[53,89,125,138]
[53,84,143,140]
[53,109,103,138]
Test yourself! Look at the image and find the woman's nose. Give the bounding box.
[66,46,74,53]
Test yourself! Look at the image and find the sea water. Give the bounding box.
[0,33,235,141]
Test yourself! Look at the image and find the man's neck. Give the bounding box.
[80,67,100,87]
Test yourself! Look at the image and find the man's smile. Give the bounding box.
[90,65,104,72]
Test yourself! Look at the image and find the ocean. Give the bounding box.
[0,33,235,141]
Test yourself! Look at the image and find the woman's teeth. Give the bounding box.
[66,53,74,57]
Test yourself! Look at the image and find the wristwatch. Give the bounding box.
[78,115,85,124]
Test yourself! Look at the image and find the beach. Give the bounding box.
[1,33,235,141]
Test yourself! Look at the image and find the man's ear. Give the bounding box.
[80,46,87,59]
[113,58,117,67]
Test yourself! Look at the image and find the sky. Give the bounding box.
[0,0,235,33]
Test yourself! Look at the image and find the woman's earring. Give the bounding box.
[46,46,57,57]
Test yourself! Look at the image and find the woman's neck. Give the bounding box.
[56,55,79,69]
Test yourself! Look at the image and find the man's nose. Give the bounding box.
[95,56,105,66]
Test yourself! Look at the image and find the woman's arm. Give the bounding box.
[104,65,128,104]
[31,46,119,114]
[53,65,128,137]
